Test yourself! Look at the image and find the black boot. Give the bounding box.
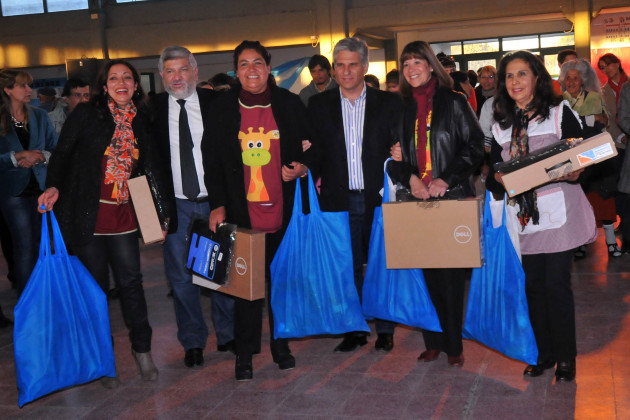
[271,338,295,370]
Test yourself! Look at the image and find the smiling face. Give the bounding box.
[104,64,137,107]
[334,50,368,98]
[161,57,198,100]
[564,69,583,98]
[505,58,537,110]
[237,49,271,95]
[402,57,432,88]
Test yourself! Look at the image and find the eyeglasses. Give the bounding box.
[480,75,495,79]
[71,92,90,99]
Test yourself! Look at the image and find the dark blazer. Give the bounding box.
[308,86,403,213]
[203,85,308,229]
[0,106,57,197]
[46,102,172,247]
[394,87,484,198]
[151,88,219,233]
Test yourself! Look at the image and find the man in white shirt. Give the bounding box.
[152,46,234,368]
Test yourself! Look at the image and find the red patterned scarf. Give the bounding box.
[105,99,137,204]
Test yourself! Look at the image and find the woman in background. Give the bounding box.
[0,69,57,296]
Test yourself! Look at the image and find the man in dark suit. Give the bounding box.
[152,46,235,368]
[308,37,402,352]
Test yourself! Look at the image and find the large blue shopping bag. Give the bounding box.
[14,211,116,407]
[271,171,369,338]
[463,194,538,365]
[362,161,441,331]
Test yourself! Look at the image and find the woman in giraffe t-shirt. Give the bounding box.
[204,40,310,381]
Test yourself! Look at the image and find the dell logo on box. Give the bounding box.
[453,225,472,244]
[235,257,247,275]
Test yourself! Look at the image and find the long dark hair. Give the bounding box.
[0,69,33,136]
[399,41,453,99]
[92,59,148,115]
[493,50,561,129]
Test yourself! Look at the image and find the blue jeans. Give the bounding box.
[164,199,235,350]
[0,195,40,296]
[348,191,395,335]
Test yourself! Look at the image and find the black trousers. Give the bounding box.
[421,268,466,357]
[522,250,577,363]
[234,229,285,358]
[72,232,152,353]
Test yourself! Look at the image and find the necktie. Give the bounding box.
[177,99,200,200]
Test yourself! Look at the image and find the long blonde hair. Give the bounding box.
[0,69,33,136]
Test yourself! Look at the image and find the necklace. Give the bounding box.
[10,114,25,128]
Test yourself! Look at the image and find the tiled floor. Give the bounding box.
[0,230,629,419]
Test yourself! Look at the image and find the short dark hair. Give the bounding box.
[436,52,456,69]
[233,40,271,70]
[93,59,147,112]
[385,69,399,84]
[62,78,89,98]
[308,54,331,72]
[493,50,561,129]
[450,71,469,94]
[466,70,478,87]
[364,74,380,89]
[557,49,577,66]
[208,72,234,90]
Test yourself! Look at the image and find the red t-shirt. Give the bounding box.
[94,149,138,235]
[238,94,283,233]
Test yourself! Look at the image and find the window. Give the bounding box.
[1,0,44,16]
[116,0,150,2]
[430,42,462,56]
[463,39,500,54]
[503,35,539,51]
[468,59,497,72]
[1,0,88,16]
[540,33,575,48]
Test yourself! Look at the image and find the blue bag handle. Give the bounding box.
[483,192,509,229]
[305,169,321,214]
[291,172,303,215]
[382,158,393,204]
[39,210,69,258]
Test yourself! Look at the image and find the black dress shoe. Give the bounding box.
[334,334,368,352]
[374,333,394,352]
[217,340,236,354]
[523,360,555,377]
[555,360,576,382]
[271,338,295,370]
[184,348,204,368]
[235,355,253,381]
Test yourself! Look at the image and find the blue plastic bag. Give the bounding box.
[14,211,116,407]
[463,194,538,365]
[271,171,369,338]
[362,162,441,331]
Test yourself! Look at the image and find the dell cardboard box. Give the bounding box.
[193,228,265,301]
[498,132,617,198]
[382,198,482,269]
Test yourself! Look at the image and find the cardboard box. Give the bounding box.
[127,175,164,244]
[501,132,617,198]
[382,198,482,269]
[193,228,265,301]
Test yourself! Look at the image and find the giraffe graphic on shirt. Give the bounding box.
[239,127,279,201]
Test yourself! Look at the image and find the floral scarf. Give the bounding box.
[509,108,539,229]
[105,99,137,204]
